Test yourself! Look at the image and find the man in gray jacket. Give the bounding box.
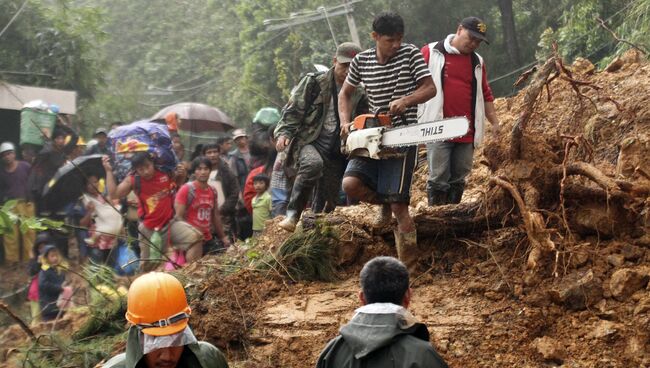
[316,256,448,368]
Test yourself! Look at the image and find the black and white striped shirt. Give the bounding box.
[346,44,431,126]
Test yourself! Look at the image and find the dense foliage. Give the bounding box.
[1,0,648,133]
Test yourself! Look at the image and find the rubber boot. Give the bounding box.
[278,181,313,232]
[447,184,465,204]
[427,187,448,206]
[394,229,419,273]
[371,204,392,228]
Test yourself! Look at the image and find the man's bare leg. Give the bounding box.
[342,177,391,226]
[391,202,418,272]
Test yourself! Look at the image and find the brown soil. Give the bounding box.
[187,51,650,367]
[2,52,649,367]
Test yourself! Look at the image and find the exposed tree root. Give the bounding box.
[559,162,633,199]
[510,58,556,159]
[489,177,555,272]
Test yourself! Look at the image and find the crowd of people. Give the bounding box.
[0,10,501,367]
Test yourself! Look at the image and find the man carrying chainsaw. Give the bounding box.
[339,12,436,272]
[275,42,368,232]
[419,17,501,206]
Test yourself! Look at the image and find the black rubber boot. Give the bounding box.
[427,186,449,206]
[447,184,465,204]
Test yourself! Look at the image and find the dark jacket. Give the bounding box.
[38,263,65,321]
[229,149,249,192]
[27,124,78,210]
[84,143,109,156]
[27,244,42,278]
[215,158,239,216]
[316,303,448,368]
[103,326,229,368]
[275,68,368,175]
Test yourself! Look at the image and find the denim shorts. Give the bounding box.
[343,147,417,203]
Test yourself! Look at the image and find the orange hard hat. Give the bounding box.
[125,272,191,336]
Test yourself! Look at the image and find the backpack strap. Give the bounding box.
[209,186,218,207]
[186,182,196,208]
[133,174,141,196]
[130,174,145,220]
[185,182,218,209]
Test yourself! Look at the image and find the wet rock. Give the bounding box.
[607,254,625,268]
[524,272,541,287]
[549,269,603,310]
[570,248,590,268]
[526,291,550,308]
[621,48,642,64]
[634,295,650,316]
[493,281,511,293]
[626,334,648,359]
[533,336,566,363]
[450,340,467,357]
[436,339,449,353]
[609,268,650,301]
[605,56,624,73]
[514,284,524,298]
[484,290,503,301]
[587,320,622,340]
[621,244,644,261]
[335,241,362,266]
[632,290,645,302]
[572,57,595,75]
[465,281,485,294]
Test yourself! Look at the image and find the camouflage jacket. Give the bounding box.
[274,68,367,174]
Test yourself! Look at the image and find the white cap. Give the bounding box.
[0,142,15,154]
[232,128,248,140]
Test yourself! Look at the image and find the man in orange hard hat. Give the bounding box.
[103,272,228,368]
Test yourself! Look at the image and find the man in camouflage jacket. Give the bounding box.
[275,42,368,231]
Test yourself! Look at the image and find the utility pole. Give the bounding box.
[343,0,361,46]
[263,0,362,46]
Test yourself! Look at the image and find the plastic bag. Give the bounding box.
[107,120,178,182]
[20,108,56,146]
[149,229,163,260]
[164,249,186,271]
[141,326,197,355]
[114,241,138,276]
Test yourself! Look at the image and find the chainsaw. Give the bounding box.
[344,111,470,159]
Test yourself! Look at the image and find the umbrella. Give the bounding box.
[41,154,106,211]
[151,102,235,133]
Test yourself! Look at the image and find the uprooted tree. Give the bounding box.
[329,48,649,284]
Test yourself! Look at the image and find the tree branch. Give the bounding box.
[0,302,36,342]
[596,17,649,55]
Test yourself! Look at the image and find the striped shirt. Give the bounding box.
[346,43,431,126]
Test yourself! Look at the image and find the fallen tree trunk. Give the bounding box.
[412,201,508,238]
[327,201,510,238]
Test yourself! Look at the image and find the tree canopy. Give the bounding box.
[1,0,648,134]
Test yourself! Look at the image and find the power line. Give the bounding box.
[138,28,289,107]
[489,0,636,85]
[0,0,28,40]
[0,70,56,78]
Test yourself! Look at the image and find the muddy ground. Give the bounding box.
[1,51,649,367]
[190,51,650,368]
